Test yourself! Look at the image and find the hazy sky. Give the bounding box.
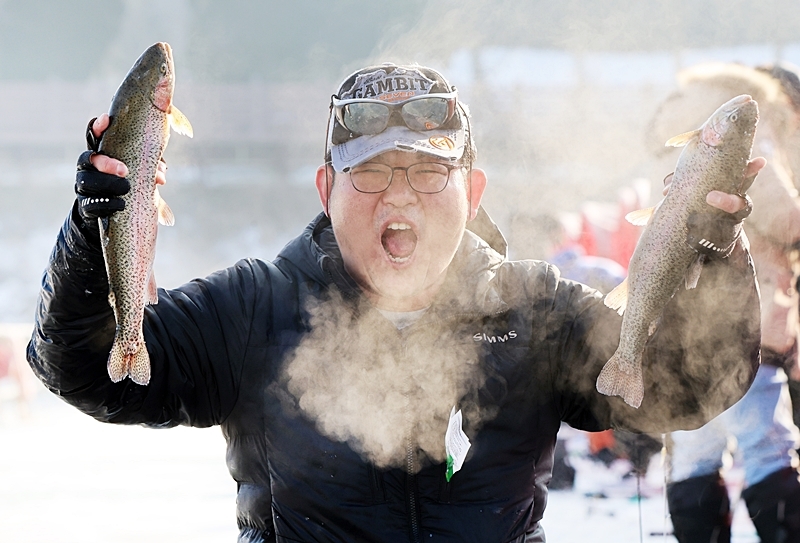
[3,0,800,83]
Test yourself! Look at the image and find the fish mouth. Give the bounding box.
[380,221,419,264]
[704,94,756,146]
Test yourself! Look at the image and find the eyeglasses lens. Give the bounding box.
[342,103,391,135]
[401,98,449,131]
[408,163,450,192]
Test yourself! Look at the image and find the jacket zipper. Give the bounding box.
[398,307,503,543]
[405,393,421,543]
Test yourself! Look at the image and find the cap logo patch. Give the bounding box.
[341,68,436,102]
[429,136,455,150]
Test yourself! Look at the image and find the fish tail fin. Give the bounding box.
[107,337,151,385]
[107,338,129,383]
[596,351,644,408]
[128,344,151,386]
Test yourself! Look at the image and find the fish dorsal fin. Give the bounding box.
[684,254,705,289]
[625,206,656,226]
[168,105,194,137]
[665,129,701,148]
[604,277,629,316]
[155,187,175,226]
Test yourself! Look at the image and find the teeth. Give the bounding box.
[387,253,411,264]
[383,222,414,263]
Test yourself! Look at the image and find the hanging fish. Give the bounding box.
[98,42,193,385]
[596,94,758,408]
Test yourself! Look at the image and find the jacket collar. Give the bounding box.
[277,206,509,318]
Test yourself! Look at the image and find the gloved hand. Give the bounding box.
[685,193,753,258]
[74,117,130,228]
[663,157,762,258]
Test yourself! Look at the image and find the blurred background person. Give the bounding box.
[758,62,800,434]
[647,62,800,543]
[508,211,663,495]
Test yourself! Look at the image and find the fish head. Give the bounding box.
[117,42,175,113]
[701,94,759,148]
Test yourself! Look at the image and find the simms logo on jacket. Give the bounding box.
[473,331,517,343]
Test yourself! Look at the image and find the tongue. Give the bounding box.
[382,229,417,259]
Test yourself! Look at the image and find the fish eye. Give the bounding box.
[730,113,739,122]
[160,63,168,74]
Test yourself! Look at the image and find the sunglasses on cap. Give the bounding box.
[331,90,458,137]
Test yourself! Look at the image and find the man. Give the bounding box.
[645,62,800,543]
[28,63,761,542]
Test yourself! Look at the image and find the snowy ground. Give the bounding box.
[0,382,760,543]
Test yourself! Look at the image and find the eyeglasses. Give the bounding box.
[349,162,464,194]
[331,90,458,136]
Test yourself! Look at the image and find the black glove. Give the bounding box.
[685,192,753,258]
[75,118,129,227]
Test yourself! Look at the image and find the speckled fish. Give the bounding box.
[596,94,758,408]
[98,42,193,385]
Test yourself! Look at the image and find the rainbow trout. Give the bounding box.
[596,94,758,408]
[98,42,193,385]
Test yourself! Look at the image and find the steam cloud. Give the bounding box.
[279,290,494,470]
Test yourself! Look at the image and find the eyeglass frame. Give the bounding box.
[321,100,476,214]
[346,161,466,194]
[331,90,459,137]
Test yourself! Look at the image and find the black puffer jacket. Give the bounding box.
[28,204,760,543]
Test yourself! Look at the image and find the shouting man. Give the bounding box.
[29,63,762,542]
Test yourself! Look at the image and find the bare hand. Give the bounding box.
[89,114,167,185]
[662,157,766,214]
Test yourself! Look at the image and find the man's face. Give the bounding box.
[316,150,486,311]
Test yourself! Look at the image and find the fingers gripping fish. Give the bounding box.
[596,95,758,408]
[98,42,193,385]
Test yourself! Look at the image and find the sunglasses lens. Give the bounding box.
[401,98,450,131]
[341,103,391,135]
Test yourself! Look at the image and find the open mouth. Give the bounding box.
[381,222,418,263]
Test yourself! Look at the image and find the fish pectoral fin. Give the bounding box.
[625,206,657,226]
[155,187,175,226]
[168,104,194,138]
[603,277,629,316]
[684,254,706,289]
[665,129,701,148]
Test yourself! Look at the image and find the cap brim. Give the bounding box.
[330,125,465,172]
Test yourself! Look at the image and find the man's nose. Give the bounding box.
[382,168,418,205]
